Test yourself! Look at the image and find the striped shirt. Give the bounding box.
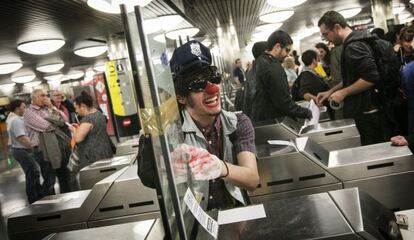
[24,104,54,147]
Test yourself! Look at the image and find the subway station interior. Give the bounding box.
[1,0,414,239]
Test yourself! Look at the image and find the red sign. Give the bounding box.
[122,118,131,127]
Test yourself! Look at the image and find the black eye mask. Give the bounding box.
[175,66,222,96]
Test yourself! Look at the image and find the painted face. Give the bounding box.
[184,82,221,119]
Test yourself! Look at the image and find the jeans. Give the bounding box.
[33,148,56,197]
[11,148,42,204]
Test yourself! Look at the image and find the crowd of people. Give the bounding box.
[5,89,113,204]
[234,10,414,149]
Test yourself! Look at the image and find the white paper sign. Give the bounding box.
[267,140,296,147]
[217,204,266,225]
[184,188,219,239]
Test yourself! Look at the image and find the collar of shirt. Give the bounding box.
[303,66,319,76]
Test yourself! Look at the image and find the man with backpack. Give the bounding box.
[316,11,384,145]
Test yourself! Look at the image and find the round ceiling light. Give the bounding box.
[44,73,63,81]
[17,39,65,55]
[338,8,362,19]
[93,64,106,72]
[67,70,85,79]
[74,45,108,58]
[266,0,307,9]
[144,18,163,34]
[393,5,406,15]
[11,73,36,83]
[24,81,41,88]
[255,23,283,33]
[87,0,153,14]
[0,62,23,75]
[166,28,200,39]
[259,10,295,23]
[159,15,184,31]
[36,63,64,73]
[202,39,212,46]
[0,83,16,90]
[154,34,166,43]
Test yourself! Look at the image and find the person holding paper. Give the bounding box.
[251,30,312,122]
[169,40,259,212]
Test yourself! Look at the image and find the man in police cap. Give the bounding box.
[169,40,259,213]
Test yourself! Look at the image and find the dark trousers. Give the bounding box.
[55,151,71,193]
[11,148,42,204]
[354,111,385,146]
[33,148,56,197]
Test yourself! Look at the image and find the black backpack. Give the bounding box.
[346,37,403,106]
[291,75,302,101]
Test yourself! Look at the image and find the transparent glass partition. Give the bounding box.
[120,5,197,240]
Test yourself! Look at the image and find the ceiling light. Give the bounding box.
[74,45,108,58]
[11,73,36,83]
[36,63,64,73]
[24,81,41,88]
[159,15,184,31]
[293,26,319,40]
[411,0,414,4]
[0,62,23,75]
[202,39,212,46]
[87,0,153,14]
[165,28,200,39]
[93,64,106,72]
[144,18,162,34]
[154,34,166,43]
[252,31,272,40]
[399,11,412,20]
[0,83,16,90]
[393,5,405,15]
[401,17,414,23]
[338,8,362,19]
[266,0,307,8]
[255,23,283,33]
[44,74,63,81]
[259,10,295,23]
[17,39,65,55]
[67,70,85,79]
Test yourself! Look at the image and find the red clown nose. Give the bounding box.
[204,82,219,95]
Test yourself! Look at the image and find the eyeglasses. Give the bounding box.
[284,47,291,53]
[187,76,221,92]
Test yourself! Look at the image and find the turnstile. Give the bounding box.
[115,138,139,156]
[7,168,124,240]
[254,117,360,151]
[43,219,164,240]
[249,139,342,202]
[221,188,401,240]
[305,140,414,211]
[7,165,160,240]
[87,165,160,227]
[79,154,136,189]
[296,100,330,122]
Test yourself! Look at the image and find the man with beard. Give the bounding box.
[251,30,312,122]
[170,40,259,214]
[316,11,383,145]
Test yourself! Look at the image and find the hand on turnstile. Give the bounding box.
[391,136,408,146]
[170,144,191,182]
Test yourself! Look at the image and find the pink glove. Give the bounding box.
[186,145,223,180]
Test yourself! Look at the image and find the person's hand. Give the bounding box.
[328,89,346,104]
[316,91,331,105]
[393,43,401,53]
[391,135,408,146]
[186,145,224,180]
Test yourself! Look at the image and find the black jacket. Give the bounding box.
[341,31,380,118]
[251,53,311,122]
[298,69,330,99]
